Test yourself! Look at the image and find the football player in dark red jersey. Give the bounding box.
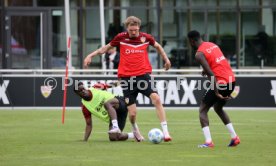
[84,16,172,142]
[187,30,240,148]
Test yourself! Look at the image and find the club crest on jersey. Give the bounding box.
[41,85,52,98]
[125,97,129,105]
[140,36,146,43]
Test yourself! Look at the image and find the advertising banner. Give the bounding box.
[0,76,276,107]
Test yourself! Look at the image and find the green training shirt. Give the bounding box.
[82,88,115,122]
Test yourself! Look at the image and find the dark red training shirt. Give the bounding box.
[109,32,156,77]
[197,42,235,84]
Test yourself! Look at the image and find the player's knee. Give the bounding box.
[150,93,161,105]
[129,112,136,119]
[199,108,206,114]
[104,102,111,110]
[117,134,125,141]
[128,107,137,117]
[109,134,118,141]
[199,111,204,118]
[213,104,222,112]
[109,138,117,141]
[199,108,208,119]
[199,102,211,113]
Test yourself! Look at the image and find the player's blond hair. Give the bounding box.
[124,16,141,28]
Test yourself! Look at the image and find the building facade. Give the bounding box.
[1,0,276,69]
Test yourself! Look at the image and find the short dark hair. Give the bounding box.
[73,81,84,93]
[187,30,201,41]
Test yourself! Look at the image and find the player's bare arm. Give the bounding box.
[195,52,214,77]
[201,69,208,77]
[195,52,230,100]
[153,42,171,70]
[83,114,92,141]
[92,81,120,90]
[84,44,114,68]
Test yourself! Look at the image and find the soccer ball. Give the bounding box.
[148,128,164,144]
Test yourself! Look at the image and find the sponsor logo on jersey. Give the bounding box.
[216,56,226,63]
[125,49,145,54]
[206,45,218,53]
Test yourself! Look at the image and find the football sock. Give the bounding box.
[226,123,237,138]
[127,133,134,139]
[202,126,212,143]
[111,120,119,129]
[161,121,169,134]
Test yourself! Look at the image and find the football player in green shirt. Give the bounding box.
[74,82,135,141]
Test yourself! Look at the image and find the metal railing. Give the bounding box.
[1,69,276,77]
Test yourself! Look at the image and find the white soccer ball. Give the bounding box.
[148,128,164,144]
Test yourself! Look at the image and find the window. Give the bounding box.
[240,0,258,6]
[7,0,33,6]
[191,0,219,7]
[37,0,64,6]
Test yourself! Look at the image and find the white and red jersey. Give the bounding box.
[109,32,155,77]
[197,42,235,84]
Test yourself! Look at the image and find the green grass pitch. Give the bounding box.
[0,109,276,166]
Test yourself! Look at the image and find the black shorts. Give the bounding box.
[120,73,157,106]
[109,96,128,131]
[202,82,235,107]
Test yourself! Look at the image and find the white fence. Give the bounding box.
[1,69,276,76]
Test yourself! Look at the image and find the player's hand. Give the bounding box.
[108,81,120,87]
[83,56,92,69]
[164,59,171,70]
[201,70,207,77]
[93,83,109,90]
[215,92,232,100]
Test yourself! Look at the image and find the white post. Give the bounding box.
[99,0,106,69]
[62,0,72,123]
[262,0,273,35]
[121,0,129,22]
[40,12,43,69]
[64,0,72,69]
